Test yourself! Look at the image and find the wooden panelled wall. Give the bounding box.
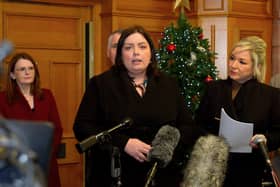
[0,1,98,187]
[0,0,273,187]
[271,0,280,87]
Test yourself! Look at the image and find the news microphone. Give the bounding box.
[254,137,271,166]
[76,117,133,153]
[0,40,13,62]
[144,125,180,187]
[181,135,229,187]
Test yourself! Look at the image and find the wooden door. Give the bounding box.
[0,1,92,186]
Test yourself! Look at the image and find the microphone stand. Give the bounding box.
[111,146,122,187]
[76,118,132,153]
[268,162,280,187]
[76,118,132,187]
[257,141,280,187]
[144,162,158,187]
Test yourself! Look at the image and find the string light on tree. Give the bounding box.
[157,0,218,116]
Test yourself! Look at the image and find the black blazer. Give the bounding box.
[73,67,202,187]
[196,78,280,187]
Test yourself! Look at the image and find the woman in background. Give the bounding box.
[0,52,63,187]
[196,36,280,187]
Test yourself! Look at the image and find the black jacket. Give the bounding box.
[196,78,280,187]
[73,67,202,187]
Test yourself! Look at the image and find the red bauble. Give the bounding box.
[205,75,213,82]
[166,43,176,52]
[198,33,203,40]
[192,95,199,102]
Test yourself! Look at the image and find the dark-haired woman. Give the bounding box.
[73,25,202,187]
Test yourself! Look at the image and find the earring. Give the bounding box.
[10,75,16,80]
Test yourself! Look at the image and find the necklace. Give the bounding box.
[132,79,148,97]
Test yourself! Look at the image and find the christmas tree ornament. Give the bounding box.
[190,52,197,62]
[205,75,214,82]
[167,43,176,52]
[198,33,203,40]
[174,0,191,11]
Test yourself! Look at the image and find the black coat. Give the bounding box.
[73,67,202,187]
[196,78,280,187]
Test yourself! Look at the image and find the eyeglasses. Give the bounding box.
[15,66,35,73]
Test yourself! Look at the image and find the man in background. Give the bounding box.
[107,29,122,64]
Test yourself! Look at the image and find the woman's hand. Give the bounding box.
[250,134,267,148]
[124,138,151,162]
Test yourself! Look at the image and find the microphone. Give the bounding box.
[181,135,229,187]
[0,40,13,62]
[76,117,133,153]
[144,125,180,187]
[254,137,271,166]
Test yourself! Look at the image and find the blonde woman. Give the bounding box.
[196,36,280,187]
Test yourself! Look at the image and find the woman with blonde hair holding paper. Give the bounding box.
[196,36,280,187]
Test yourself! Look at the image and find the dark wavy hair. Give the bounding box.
[114,25,159,77]
[6,52,42,104]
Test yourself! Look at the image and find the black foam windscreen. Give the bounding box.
[148,125,180,168]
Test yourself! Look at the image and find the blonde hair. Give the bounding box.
[231,36,267,82]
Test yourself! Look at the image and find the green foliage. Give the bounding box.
[157,12,218,116]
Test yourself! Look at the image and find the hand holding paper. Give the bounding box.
[218,108,254,153]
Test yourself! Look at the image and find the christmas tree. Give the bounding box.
[157,5,218,116]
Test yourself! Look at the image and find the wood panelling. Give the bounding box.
[0,2,93,187]
[271,0,280,84]
[116,16,174,32]
[58,162,83,187]
[58,138,81,164]
[230,0,272,17]
[8,0,96,6]
[198,0,227,15]
[203,0,224,11]
[5,14,81,49]
[114,0,174,15]
[50,60,83,137]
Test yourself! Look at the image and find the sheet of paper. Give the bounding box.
[218,108,254,153]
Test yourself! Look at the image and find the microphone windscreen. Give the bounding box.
[0,40,13,62]
[148,125,180,168]
[181,135,229,187]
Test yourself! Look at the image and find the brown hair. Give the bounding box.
[6,52,42,104]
